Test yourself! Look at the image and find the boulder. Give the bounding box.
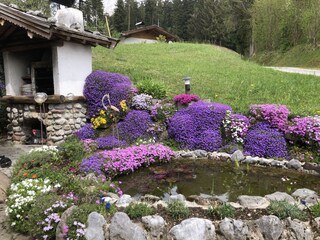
[85,212,106,240]
[230,150,245,162]
[194,150,208,158]
[284,218,314,240]
[0,172,10,203]
[287,159,302,170]
[219,218,248,240]
[109,212,147,240]
[116,194,133,208]
[169,218,216,240]
[255,215,283,240]
[238,195,270,209]
[142,215,166,239]
[264,192,296,205]
[56,206,78,240]
[291,188,316,199]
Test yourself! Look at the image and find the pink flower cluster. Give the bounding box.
[173,94,200,105]
[80,144,175,176]
[287,116,320,147]
[223,111,250,143]
[250,104,289,131]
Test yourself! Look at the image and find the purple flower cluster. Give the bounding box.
[131,94,153,110]
[83,71,135,118]
[80,144,175,175]
[223,111,250,143]
[75,123,95,140]
[250,104,289,131]
[244,122,288,158]
[168,101,232,150]
[95,136,128,149]
[118,110,152,143]
[287,116,320,147]
[173,94,200,105]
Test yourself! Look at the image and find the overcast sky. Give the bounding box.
[103,0,116,15]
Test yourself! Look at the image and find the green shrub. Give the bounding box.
[267,200,307,220]
[58,135,88,163]
[166,200,190,220]
[136,79,167,99]
[124,203,155,219]
[310,202,320,218]
[208,203,235,220]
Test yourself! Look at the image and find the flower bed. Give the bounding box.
[80,144,175,176]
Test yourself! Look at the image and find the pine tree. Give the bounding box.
[113,0,126,32]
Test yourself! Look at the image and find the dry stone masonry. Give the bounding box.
[6,102,86,145]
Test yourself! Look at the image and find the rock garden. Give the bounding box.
[2,70,320,239]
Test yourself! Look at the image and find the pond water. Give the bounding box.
[115,159,320,202]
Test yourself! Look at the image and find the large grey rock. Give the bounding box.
[109,212,147,240]
[142,215,166,239]
[291,188,316,199]
[284,218,314,240]
[169,194,186,202]
[230,150,245,162]
[255,215,283,240]
[116,194,133,208]
[219,218,248,240]
[238,195,270,209]
[56,206,78,240]
[264,192,296,205]
[169,218,216,240]
[194,150,208,158]
[85,212,106,240]
[287,159,302,170]
[0,172,10,203]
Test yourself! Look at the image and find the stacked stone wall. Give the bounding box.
[6,102,87,145]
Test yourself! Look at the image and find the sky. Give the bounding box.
[103,0,116,15]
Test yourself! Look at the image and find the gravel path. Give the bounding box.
[268,67,320,76]
[0,142,36,240]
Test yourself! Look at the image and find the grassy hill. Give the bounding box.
[93,43,320,116]
[252,45,320,69]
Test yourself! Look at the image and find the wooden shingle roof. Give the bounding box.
[0,3,118,51]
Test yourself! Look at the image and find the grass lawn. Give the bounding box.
[93,42,320,116]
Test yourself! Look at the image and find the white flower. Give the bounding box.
[11,222,16,226]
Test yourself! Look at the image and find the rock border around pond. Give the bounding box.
[175,149,320,176]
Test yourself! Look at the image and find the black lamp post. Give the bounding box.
[183,77,191,94]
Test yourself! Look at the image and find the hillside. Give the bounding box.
[252,45,320,69]
[93,43,320,116]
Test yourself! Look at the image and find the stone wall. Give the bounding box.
[6,102,87,145]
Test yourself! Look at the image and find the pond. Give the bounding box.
[115,159,320,202]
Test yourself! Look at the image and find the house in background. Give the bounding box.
[0,3,118,145]
[120,24,177,44]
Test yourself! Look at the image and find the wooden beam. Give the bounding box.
[0,40,63,52]
[0,95,86,104]
[0,25,18,40]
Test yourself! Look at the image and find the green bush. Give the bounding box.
[267,200,307,220]
[166,200,190,220]
[58,135,88,163]
[310,202,320,218]
[136,79,167,99]
[208,203,235,220]
[124,203,154,219]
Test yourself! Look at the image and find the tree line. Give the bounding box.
[0,0,319,55]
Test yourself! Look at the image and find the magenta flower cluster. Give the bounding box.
[287,116,320,147]
[83,71,135,118]
[173,93,200,105]
[250,104,289,131]
[80,144,175,176]
[168,101,231,150]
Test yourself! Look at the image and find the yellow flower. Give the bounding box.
[120,100,128,112]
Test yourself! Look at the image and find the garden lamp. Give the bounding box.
[183,77,191,94]
[34,92,48,146]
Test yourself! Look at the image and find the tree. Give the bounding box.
[113,0,126,32]
[0,0,51,16]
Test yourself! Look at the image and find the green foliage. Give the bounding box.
[0,0,51,16]
[155,103,176,123]
[93,43,320,116]
[166,200,190,220]
[267,200,307,220]
[208,203,235,220]
[310,202,320,218]
[136,79,167,99]
[58,135,88,163]
[124,202,155,219]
